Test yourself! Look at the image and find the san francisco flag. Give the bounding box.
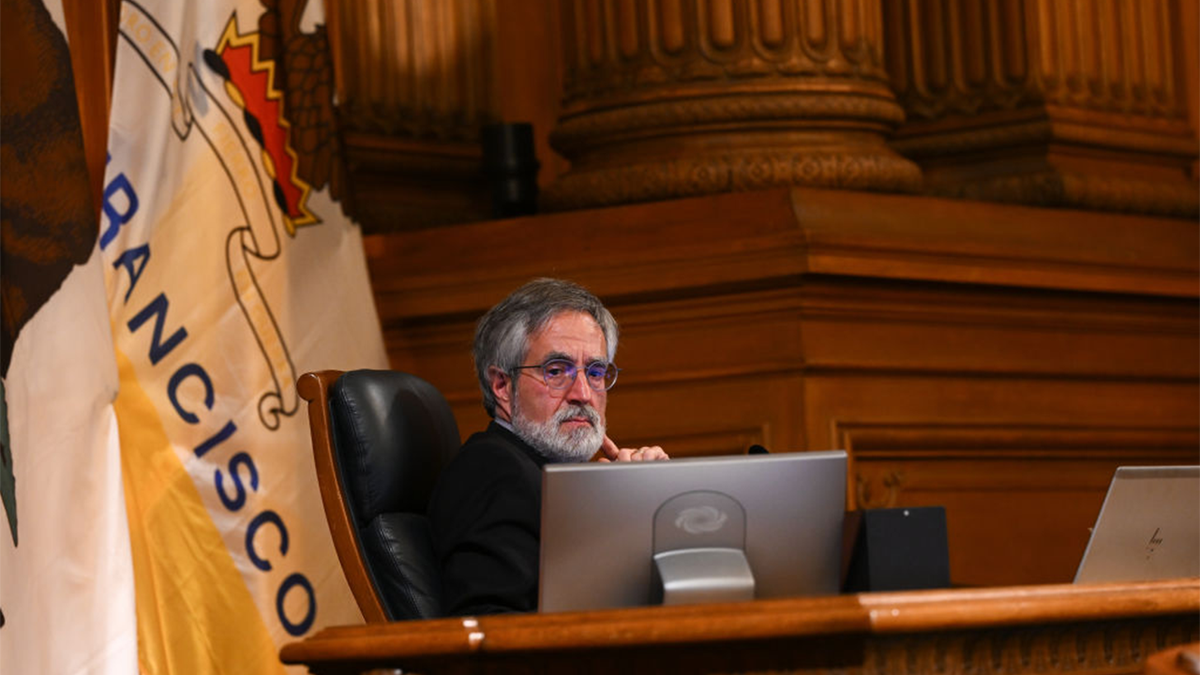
[100,0,386,671]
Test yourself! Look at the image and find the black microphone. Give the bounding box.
[748,444,770,455]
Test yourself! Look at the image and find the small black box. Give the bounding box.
[842,506,951,593]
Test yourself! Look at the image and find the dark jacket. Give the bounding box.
[427,422,547,615]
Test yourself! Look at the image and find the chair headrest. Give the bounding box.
[328,370,460,522]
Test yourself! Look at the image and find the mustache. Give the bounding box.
[553,404,599,427]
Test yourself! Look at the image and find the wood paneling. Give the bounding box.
[840,422,1195,585]
[365,186,1199,587]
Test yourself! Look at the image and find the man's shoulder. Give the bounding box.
[441,424,542,481]
[461,424,534,458]
[429,424,543,513]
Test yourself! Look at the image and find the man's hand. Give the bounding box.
[596,435,669,462]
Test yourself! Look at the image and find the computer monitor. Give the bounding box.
[1074,465,1199,583]
[538,450,847,613]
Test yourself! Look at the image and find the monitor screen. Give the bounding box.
[538,450,847,613]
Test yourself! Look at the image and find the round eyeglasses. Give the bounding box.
[513,358,620,391]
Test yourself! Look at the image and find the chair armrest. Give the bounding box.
[299,370,390,623]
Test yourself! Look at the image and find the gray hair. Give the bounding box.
[474,278,618,418]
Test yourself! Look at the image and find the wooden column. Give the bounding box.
[325,0,498,230]
[543,0,922,210]
[886,0,1199,217]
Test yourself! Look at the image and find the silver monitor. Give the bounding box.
[1074,465,1199,583]
[538,450,847,613]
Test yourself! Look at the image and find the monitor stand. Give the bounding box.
[652,491,755,605]
[653,547,755,605]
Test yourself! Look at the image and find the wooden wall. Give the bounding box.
[366,186,1198,587]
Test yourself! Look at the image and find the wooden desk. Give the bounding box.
[281,578,1199,675]
[1145,642,1200,675]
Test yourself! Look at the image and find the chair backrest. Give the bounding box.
[299,369,460,622]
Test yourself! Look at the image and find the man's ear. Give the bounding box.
[488,366,513,421]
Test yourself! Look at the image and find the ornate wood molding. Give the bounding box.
[886,0,1198,217]
[544,0,921,210]
[317,0,1197,224]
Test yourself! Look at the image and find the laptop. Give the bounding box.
[1074,465,1199,583]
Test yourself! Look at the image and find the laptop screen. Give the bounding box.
[1074,465,1199,583]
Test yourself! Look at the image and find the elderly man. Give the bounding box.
[427,278,668,616]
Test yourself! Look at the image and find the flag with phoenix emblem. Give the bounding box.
[100,0,386,670]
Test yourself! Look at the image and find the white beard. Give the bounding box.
[511,399,605,463]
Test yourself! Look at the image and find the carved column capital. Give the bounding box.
[544,0,921,211]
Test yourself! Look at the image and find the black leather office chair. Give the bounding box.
[298,369,460,622]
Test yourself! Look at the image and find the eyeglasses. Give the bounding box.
[513,358,620,391]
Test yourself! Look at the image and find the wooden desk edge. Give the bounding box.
[280,578,1199,668]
